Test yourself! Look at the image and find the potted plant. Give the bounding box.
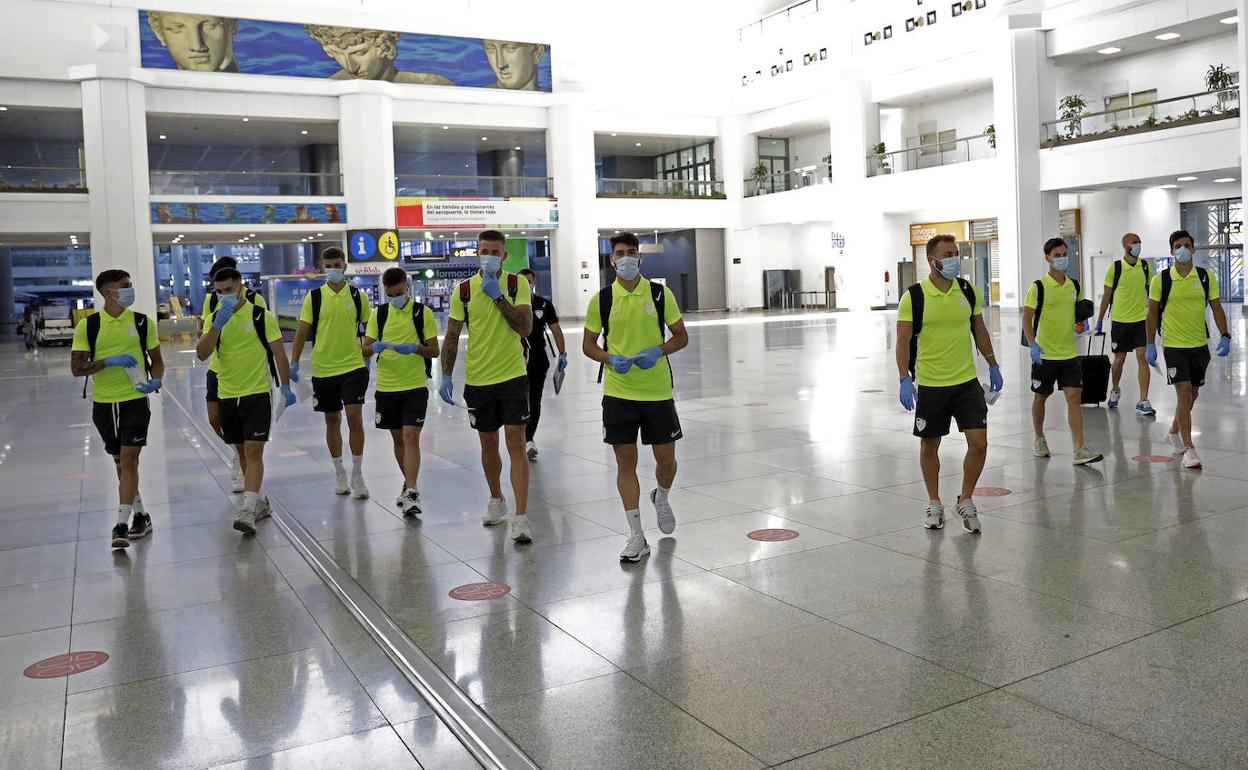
[821,153,832,179]
[1206,63,1238,109]
[1058,94,1088,139]
[750,161,770,194]
[985,123,996,149]
[871,142,890,175]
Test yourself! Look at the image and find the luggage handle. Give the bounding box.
[1087,332,1105,357]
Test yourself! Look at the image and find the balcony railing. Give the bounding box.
[395,174,552,198]
[744,164,831,197]
[1042,89,1240,147]
[596,178,725,199]
[866,133,995,177]
[149,170,342,196]
[0,166,86,193]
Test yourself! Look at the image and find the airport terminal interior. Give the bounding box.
[2,0,1248,767]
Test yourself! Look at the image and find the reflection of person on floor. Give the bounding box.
[147,12,240,72]
[219,651,309,754]
[304,26,454,85]
[482,39,547,90]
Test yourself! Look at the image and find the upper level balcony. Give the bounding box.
[866,132,995,177]
[596,177,725,199]
[1041,89,1239,148]
[395,174,552,198]
[744,164,830,197]
[0,166,86,193]
[150,170,341,196]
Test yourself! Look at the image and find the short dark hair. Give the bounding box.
[1043,237,1067,256]
[478,229,506,245]
[208,256,237,278]
[610,232,640,250]
[321,246,346,265]
[518,268,535,278]
[95,269,130,292]
[925,234,957,257]
[381,267,408,287]
[212,267,242,283]
[1169,229,1194,249]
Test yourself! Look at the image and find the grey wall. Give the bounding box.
[694,229,726,310]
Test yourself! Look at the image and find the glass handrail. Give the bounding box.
[395,174,553,197]
[744,164,831,197]
[0,166,87,192]
[1041,88,1239,146]
[596,177,725,198]
[149,170,342,196]
[865,133,996,176]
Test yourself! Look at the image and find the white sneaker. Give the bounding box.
[1073,447,1104,466]
[924,500,945,530]
[233,507,257,535]
[1182,448,1203,469]
[400,488,422,518]
[1167,431,1186,455]
[483,497,507,526]
[334,469,350,495]
[255,496,272,521]
[957,497,981,534]
[619,534,650,563]
[526,441,538,461]
[230,458,244,494]
[351,471,369,500]
[651,489,676,535]
[1033,437,1051,458]
[510,517,532,543]
[396,484,406,507]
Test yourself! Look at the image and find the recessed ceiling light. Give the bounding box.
[1215,177,1236,183]
[158,134,167,140]
[1158,184,1178,189]
[316,232,323,236]
[1177,175,1198,182]
[480,136,488,141]
[242,117,250,122]
[1221,15,1238,24]
[300,129,308,135]
[611,132,618,137]
[520,231,526,235]
[514,146,522,151]
[441,125,449,129]
[0,106,7,111]
[634,142,643,147]
[249,233,256,237]
[1097,47,1122,55]
[1155,32,1180,41]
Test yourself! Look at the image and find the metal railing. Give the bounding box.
[744,164,831,197]
[149,170,342,196]
[395,174,552,198]
[596,177,725,199]
[866,133,995,177]
[0,166,86,193]
[1042,88,1240,147]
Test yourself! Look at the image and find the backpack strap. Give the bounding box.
[81,312,102,399]
[458,280,472,327]
[650,281,672,386]
[412,301,432,378]
[253,305,279,387]
[1072,277,1081,301]
[956,277,976,319]
[349,286,363,337]
[595,285,614,384]
[375,302,389,342]
[1021,279,1044,347]
[133,312,152,378]
[507,273,519,300]
[905,283,925,377]
[208,292,218,313]
[1110,260,1122,299]
[308,286,322,343]
[1197,266,1211,304]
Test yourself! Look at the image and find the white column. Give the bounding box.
[547,102,599,317]
[338,92,395,229]
[718,114,754,310]
[831,78,885,310]
[81,78,156,316]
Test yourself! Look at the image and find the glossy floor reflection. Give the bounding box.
[0,305,1245,768]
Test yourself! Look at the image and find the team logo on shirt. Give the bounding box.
[644,302,656,316]
[127,327,139,337]
[1031,379,1041,390]
[535,309,544,319]
[915,418,927,431]
[957,296,968,308]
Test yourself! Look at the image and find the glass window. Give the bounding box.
[680,148,694,166]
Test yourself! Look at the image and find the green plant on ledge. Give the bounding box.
[985,124,996,149]
[749,161,770,194]
[871,142,890,174]
[1058,94,1088,139]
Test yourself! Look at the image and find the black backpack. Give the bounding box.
[595,281,670,384]
[81,311,151,399]
[375,300,433,379]
[215,304,280,388]
[1020,277,1085,347]
[904,278,976,377]
[208,287,259,314]
[308,284,363,343]
[1157,266,1212,341]
[1108,258,1151,302]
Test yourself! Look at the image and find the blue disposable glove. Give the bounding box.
[281,383,296,407]
[438,374,455,405]
[103,354,138,368]
[1029,342,1043,365]
[988,365,1003,393]
[371,341,391,353]
[135,378,161,394]
[211,301,236,330]
[899,375,916,411]
[393,342,420,355]
[288,361,300,382]
[481,273,503,301]
[557,352,568,373]
[633,346,664,370]
[1094,320,1104,336]
[1145,343,1158,367]
[1216,335,1231,357]
[609,354,633,374]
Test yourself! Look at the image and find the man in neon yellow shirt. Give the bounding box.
[197,267,296,534]
[290,247,372,498]
[895,234,1002,534]
[1022,238,1103,466]
[71,269,164,550]
[364,267,439,516]
[439,230,535,544]
[1146,229,1231,469]
[1093,232,1154,415]
[582,233,689,563]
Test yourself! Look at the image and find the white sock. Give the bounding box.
[132,493,144,514]
[352,455,364,474]
[243,491,260,512]
[332,457,345,474]
[624,509,643,536]
[654,485,671,503]
[117,504,132,525]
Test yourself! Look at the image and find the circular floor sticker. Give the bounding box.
[748,528,800,542]
[448,582,511,601]
[1133,455,1175,464]
[24,651,109,679]
[974,487,1013,497]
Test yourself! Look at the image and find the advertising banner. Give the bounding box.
[395,197,559,230]
[272,277,320,322]
[151,202,344,225]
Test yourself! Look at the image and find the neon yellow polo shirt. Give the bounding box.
[1149,267,1218,349]
[449,272,531,387]
[1025,272,1080,361]
[897,278,981,387]
[202,291,266,374]
[210,299,283,399]
[71,309,159,404]
[1103,258,1149,323]
[365,299,437,393]
[299,284,371,378]
[585,278,682,402]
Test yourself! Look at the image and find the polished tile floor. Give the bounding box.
[1,306,1245,769]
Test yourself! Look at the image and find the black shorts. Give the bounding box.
[312,367,369,413]
[92,399,151,455]
[602,396,683,446]
[1110,320,1147,353]
[1031,358,1083,396]
[220,393,272,444]
[913,380,987,438]
[205,370,219,403]
[1164,346,1211,387]
[375,388,429,429]
[463,375,529,433]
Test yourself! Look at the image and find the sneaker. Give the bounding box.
[619,533,650,563]
[128,512,152,539]
[483,497,507,526]
[1135,400,1156,417]
[510,517,532,543]
[351,472,370,500]
[1073,447,1104,466]
[1182,448,1203,469]
[255,496,272,521]
[1033,437,1051,458]
[334,470,350,495]
[924,500,945,530]
[1167,431,1186,455]
[233,507,257,535]
[956,497,981,534]
[400,488,422,518]
[1107,388,1121,409]
[526,441,538,461]
[230,458,244,494]
[396,484,406,507]
[110,523,130,549]
[651,489,676,535]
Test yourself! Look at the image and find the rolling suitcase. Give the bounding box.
[1079,335,1110,405]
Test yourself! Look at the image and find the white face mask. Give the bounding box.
[1129,243,1141,258]
[1051,256,1069,272]
[614,256,640,280]
[935,256,959,279]
[1174,246,1193,264]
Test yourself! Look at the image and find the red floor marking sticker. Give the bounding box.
[24,651,108,678]
[748,528,800,542]
[64,472,97,481]
[1133,454,1174,463]
[974,487,1012,497]
[448,582,511,601]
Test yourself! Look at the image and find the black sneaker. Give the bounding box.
[111,523,130,549]
[128,512,152,539]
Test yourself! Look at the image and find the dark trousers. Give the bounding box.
[525,362,548,442]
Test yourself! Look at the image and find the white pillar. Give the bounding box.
[718,114,754,310]
[81,78,156,316]
[338,92,395,229]
[830,78,885,310]
[547,102,599,317]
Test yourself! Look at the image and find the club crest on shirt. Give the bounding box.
[915,417,927,431]
[957,296,968,308]
[535,309,544,319]
[374,412,381,425]
[1167,367,1177,378]
[644,302,656,316]
[127,327,139,337]
[1031,379,1041,390]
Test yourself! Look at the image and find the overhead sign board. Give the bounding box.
[345,228,400,275]
[395,197,559,230]
[909,221,968,246]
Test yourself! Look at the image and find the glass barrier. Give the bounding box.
[865,133,996,177]
[149,170,342,196]
[595,178,726,199]
[395,175,553,198]
[1041,89,1239,147]
[743,164,831,197]
[0,166,86,193]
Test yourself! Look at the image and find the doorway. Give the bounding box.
[763,269,801,309]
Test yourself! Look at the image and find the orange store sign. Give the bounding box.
[909,221,967,245]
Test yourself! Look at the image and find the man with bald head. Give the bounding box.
[1094,232,1154,415]
[147,12,239,72]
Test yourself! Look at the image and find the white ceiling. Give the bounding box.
[1054,18,1238,67]
[0,107,84,142]
[593,133,714,156]
[146,114,338,146]
[392,124,547,155]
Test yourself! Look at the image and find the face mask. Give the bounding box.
[614,256,640,280]
[480,255,502,275]
[324,268,345,283]
[1174,247,1192,264]
[1051,256,1069,272]
[115,287,136,308]
[1129,243,1141,258]
[937,256,959,279]
[387,293,409,309]
[217,293,239,312]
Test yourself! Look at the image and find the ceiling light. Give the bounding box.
[611,132,618,137]
[1155,32,1180,41]
[249,233,256,237]
[481,136,488,141]
[441,125,449,130]
[1215,177,1236,183]
[158,134,167,140]
[1177,175,1198,182]
[1097,47,1122,55]
[300,129,308,135]
[316,232,323,236]
[242,117,250,122]
[1221,15,1238,24]
[520,231,526,235]
[634,142,643,147]
[0,106,7,111]
[514,146,522,151]
[1158,184,1178,189]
